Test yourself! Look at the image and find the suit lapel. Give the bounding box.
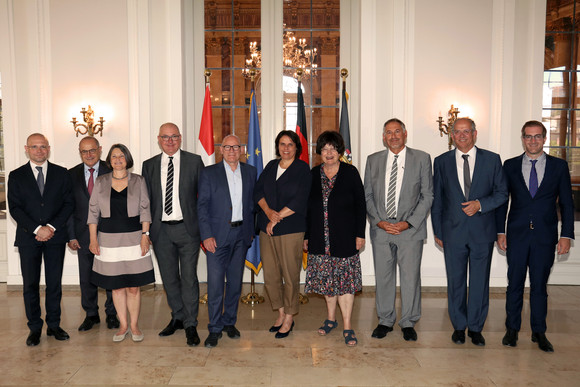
[375,151,388,209]
[446,150,463,198]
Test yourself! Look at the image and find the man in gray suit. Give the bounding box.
[142,122,204,346]
[364,118,433,341]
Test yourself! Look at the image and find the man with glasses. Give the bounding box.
[197,135,256,347]
[8,133,74,346]
[142,122,204,346]
[364,118,433,342]
[496,120,574,352]
[67,136,119,332]
[432,117,507,347]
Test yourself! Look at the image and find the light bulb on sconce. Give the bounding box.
[437,105,460,150]
[71,105,105,137]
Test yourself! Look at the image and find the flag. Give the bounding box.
[198,84,215,165]
[339,87,352,164]
[296,83,309,165]
[245,90,263,274]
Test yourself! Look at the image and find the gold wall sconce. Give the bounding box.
[437,105,460,150]
[72,105,104,137]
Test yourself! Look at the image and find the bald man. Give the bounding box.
[8,133,74,346]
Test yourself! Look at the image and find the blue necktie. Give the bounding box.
[529,159,538,198]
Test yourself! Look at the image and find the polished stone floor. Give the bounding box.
[0,283,579,386]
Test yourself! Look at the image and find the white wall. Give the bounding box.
[1,0,578,287]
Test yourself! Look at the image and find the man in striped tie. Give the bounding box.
[364,119,433,342]
[142,123,204,347]
[496,121,574,352]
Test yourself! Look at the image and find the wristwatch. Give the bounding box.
[142,231,150,236]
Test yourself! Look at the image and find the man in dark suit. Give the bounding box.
[142,122,204,346]
[8,133,74,346]
[364,118,433,342]
[197,135,257,348]
[67,136,119,331]
[496,120,574,352]
[432,118,507,346]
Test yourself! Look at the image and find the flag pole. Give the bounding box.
[242,68,265,305]
[199,69,212,305]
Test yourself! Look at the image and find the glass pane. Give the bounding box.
[213,108,232,144]
[205,32,232,68]
[311,145,322,166]
[543,71,568,109]
[205,0,233,29]
[545,33,573,70]
[310,69,340,107]
[545,0,575,32]
[283,79,312,108]
[311,107,339,140]
[234,107,251,142]
[234,0,260,28]
[312,0,339,29]
[282,103,312,138]
[214,145,223,164]
[283,0,312,29]
[312,31,340,67]
[206,70,232,107]
[567,147,580,182]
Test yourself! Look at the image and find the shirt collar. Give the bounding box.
[162,149,181,162]
[523,151,546,163]
[29,161,48,171]
[387,146,407,160]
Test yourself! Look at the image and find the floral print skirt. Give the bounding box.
[304,253,362,296]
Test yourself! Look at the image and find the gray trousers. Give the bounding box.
[371,237,423,328]
[153,222,201,328]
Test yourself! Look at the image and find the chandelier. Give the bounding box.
[242,28,318,80]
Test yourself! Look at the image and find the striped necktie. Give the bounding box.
[386,155,398,218]
[164,156,174,215]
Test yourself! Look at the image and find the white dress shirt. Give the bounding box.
[384,146,407,215]
[161,149,184,221]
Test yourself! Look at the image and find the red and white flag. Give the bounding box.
[198,84,215,165]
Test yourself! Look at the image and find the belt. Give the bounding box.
[230,220,243,228]
[162,220,183,225]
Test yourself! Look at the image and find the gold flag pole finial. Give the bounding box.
[204,69,212,84]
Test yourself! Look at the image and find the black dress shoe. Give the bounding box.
[269,324,282,333]
[532,332,554,353]
[452,329,465,344]
[159,319,184,337]
[402,327,418,341]
[204,332,222,348]
[78,316,100,331]
[186,326,200,347]
[502,328,518,347]
[106,314,120,329]
[275,321,294,339]
[224,325,241,339]
[47,327,70,341]
[467,330,485,346]
[371,324,393,339]
[26,331,41,346]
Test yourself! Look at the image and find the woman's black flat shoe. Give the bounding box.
[269,324,282,333]
[275,321,294,339]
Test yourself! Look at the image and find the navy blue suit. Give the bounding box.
[432,147,507,332]
[67,160,115,318]
[8,162,74,331]
[198,161,257,333]
[496,154,574,333]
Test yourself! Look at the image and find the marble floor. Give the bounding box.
[0,283,579,386]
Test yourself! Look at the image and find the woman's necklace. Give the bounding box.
[112,173,128,180]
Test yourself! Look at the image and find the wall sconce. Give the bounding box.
[71,105,104,137]
[436,104,460,150]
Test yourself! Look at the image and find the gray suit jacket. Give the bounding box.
[141,150,204,243]
[364,146,433,241]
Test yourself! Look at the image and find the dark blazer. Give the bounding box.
[8,161,74,246]
[254,158,311,236]
[496,153,574,246]
[305,162,366,258]
[141,150,204,243]
[198,161,257,246]
[67,160,111,243]
[87,173,151,224]
[431,147,508,244]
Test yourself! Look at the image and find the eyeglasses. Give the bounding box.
[159,135,181,142]
[452,129,473,136]
[321,147,338,153]
[523,134,544,141]
[222,145,241,151]
[80,148,98,156]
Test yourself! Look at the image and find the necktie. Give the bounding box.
[462,154,471,200]
[529,159,538,198]
[164,156,174,215]
[36,166,45,195]
[386,155,398,218]
[88,168,95,196]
